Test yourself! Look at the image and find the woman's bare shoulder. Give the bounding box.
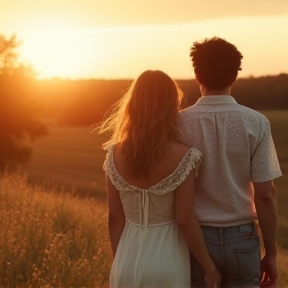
[169,142,191,157]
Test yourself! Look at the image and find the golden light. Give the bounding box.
[15,16,288,79]
[19,21,108,79]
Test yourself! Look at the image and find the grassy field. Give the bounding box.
[0,173,110,288]
[260,111,288,251]
[1,110,287,287]
[25,121,108,198]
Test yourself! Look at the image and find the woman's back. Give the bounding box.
[113,141,192,189]
[104,142,202,228]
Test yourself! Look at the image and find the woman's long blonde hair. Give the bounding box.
[99,70,183,178]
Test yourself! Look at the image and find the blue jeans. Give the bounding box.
[191,223,261,288]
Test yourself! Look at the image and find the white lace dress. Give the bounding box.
[103,145,202,288]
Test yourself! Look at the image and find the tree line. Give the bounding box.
[36,73,288,126]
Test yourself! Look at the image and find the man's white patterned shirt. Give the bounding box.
[178,95,282,227]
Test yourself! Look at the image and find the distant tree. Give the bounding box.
[0,34,47,172]
[0,34,19,73]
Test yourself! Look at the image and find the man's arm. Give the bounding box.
[253,180,278,283]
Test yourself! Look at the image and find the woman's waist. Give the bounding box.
[126,219,175,228]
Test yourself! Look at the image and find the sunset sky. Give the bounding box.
[1,0,288,79]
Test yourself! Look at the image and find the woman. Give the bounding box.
[99,70,220,288]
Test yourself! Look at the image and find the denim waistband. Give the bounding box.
[199,222,259,245]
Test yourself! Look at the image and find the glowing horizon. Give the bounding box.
[1,0,288,79]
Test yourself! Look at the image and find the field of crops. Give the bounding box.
[1,110,287,287]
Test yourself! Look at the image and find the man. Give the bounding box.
[178,37,282,287]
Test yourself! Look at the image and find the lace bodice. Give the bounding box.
[103,145,202,228]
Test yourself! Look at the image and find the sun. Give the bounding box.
[18,23,107,79]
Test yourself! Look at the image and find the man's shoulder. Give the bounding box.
[178,103,269,125]
[235,105,270,124]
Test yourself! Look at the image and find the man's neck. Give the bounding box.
[200,85,231,96]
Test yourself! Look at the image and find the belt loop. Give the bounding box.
[218,227,224,243]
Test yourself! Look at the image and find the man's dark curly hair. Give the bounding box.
[190,37,243,90]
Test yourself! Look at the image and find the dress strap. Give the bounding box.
[149,147,202,194]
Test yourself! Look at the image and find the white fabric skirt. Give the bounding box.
[109,222,191,288]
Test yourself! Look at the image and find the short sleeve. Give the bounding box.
[251,119,282,182]
[103,145,113,174]
[103,145,131,191]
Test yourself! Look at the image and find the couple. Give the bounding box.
[100,37,282,288]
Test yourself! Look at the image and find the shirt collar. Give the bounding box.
[196,95,237,105]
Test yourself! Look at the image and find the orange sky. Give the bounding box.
[1,0,288,79]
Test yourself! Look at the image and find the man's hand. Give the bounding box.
[260,254,278,287]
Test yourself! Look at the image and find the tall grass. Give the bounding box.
[0,173,111,288]
[1,172,288,287]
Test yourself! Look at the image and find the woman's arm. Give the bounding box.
[106,175,126,258]
[175,169,220,288]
